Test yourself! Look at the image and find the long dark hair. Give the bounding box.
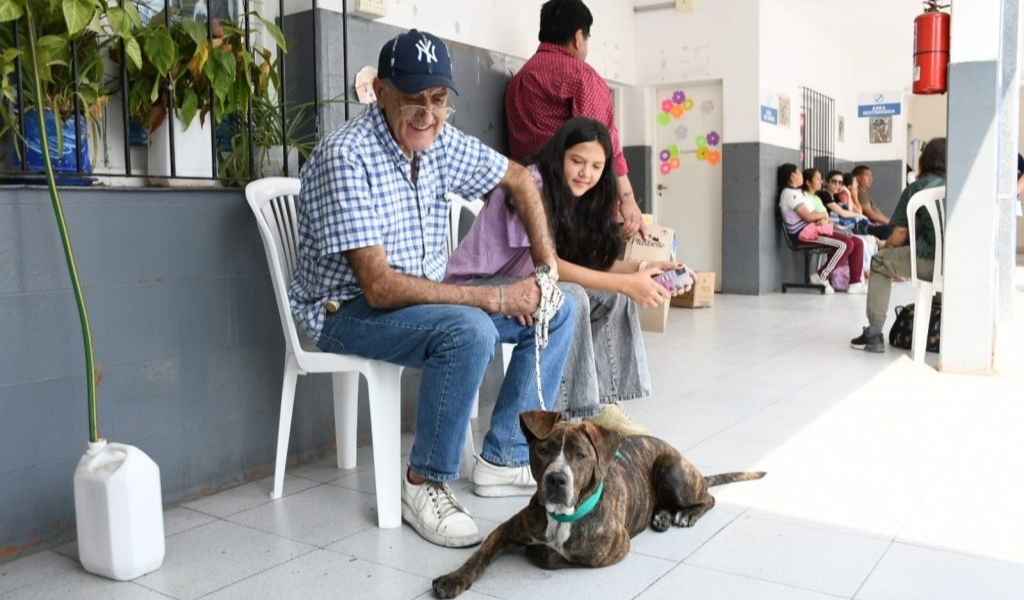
[918,137,946,178]
[801,168,819,193]
[777,163,800,195]
[528,116,621,270]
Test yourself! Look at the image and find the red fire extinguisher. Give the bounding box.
[913,1,950,94]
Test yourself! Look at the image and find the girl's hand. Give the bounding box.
[625,267,673,307]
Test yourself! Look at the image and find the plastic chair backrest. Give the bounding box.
[906,185,946,289]
[447,192,485,256]
[244,177,305,354]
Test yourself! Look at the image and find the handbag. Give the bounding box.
[797,221,835,241]
[888,299,941,353]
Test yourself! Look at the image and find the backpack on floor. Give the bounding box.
[888,299,941,353]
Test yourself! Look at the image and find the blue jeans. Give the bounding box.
[316,293,575,482]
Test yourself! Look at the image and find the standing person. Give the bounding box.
[505,0,645,238]
[778,165,866,294]
[289,29,576,548]
[446,118,685,442]
[853,165,891,225]
[850,138,946,352]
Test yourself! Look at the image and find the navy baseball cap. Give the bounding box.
[378,29,460,96]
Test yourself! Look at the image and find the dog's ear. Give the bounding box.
[581,422,620,478]
[520,411,562,442]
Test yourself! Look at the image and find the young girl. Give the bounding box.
[777,164,866,294]
[445,117,685,440]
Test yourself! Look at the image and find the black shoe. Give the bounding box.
[850,328,884,353]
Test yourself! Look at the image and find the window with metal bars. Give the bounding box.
[800,87,835,174]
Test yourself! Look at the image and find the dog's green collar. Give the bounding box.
[547,480,604,523]
[545,451,621,523]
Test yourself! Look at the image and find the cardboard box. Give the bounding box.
[671,271,716,308]
[623,225,676,333]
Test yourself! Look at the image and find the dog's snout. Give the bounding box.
[545,472,569,490]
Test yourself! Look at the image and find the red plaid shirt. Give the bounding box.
[505,43,628,177]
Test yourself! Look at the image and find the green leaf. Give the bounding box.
[206,50,236,102]
[0,1,24,23]
[123,36,142,71]
[62,0,95,36]
[145,29,176,76]
[181,18,208,47]
[107,7,129,37]
[181,88,198,128]
[123,0,142,28]
[150,76,161,104]
[257,15,287,52]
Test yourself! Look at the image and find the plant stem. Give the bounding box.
[25,7,99,444]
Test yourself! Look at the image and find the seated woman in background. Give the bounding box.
[777,164,866,294]
[446,117,687,439]
[818,170,892,239]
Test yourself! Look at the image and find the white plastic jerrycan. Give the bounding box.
[73,440,165,580]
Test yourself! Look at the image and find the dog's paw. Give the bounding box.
[432,574,469,599]
[651,510,672,532]
[672,511,699,528]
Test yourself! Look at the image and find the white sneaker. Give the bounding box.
[847,281,868,295]
[401,476,480,547]
[471,456,536,497]
[809,273,835,294]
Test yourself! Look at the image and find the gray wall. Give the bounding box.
[721,142,805,294]
[0,186,421,556]
[284,12,525,154]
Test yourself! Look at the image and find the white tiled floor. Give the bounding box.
[4,277,1024,600]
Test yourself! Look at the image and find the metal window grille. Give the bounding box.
[0,0,316,185]
[800,87,835,174]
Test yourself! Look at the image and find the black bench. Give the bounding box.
[779,208,828,294]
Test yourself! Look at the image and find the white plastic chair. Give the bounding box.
[447,193,515,476]
[244,177,405,528]
[906,185,946,363]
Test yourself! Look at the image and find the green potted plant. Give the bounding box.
[123,9,285,181]
[217,50,323,186]
[0,0,140,179]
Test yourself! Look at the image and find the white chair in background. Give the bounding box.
[244,177,406,528]
[906,185,946,364]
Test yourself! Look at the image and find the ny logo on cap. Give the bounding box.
[415,37,438,63]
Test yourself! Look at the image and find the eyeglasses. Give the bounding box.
[828,178,843,184]
[398,104,456,120]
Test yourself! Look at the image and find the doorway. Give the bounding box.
[652,81,724,290]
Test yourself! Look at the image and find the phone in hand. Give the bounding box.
[653,266,693,292]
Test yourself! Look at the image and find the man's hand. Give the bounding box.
[501,277,542,326]
[619,195,645,238]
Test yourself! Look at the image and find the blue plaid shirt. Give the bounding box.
[289,105,509,342]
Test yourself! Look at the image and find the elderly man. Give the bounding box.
[289,29,575,548]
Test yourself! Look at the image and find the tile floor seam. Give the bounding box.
[675,562,854,599]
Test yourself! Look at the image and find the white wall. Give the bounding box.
[632,0,761,143]
[758,0,858,156]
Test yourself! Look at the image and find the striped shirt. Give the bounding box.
[288,105,509,342]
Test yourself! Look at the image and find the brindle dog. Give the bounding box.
[433,411,765,598]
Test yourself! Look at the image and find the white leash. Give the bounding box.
[531,265,563,412]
